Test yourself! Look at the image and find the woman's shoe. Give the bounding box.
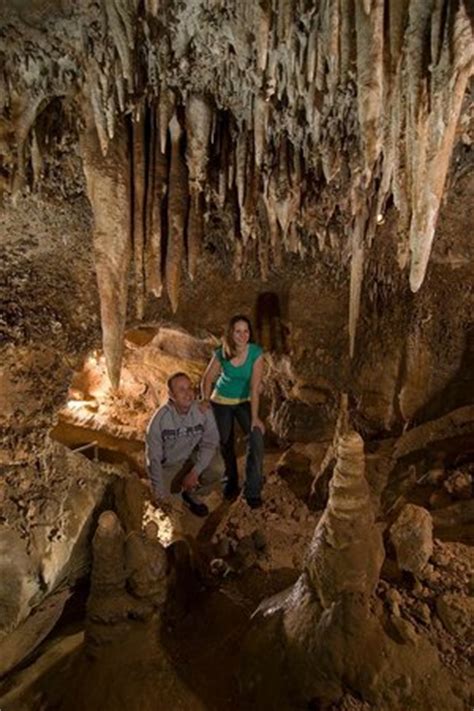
[223,486,241,501]
[246,497,263,509]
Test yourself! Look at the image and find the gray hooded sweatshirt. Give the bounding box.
[146,400,220,498]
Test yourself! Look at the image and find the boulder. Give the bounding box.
[436,594,474,639]
[389,505,433,576]
[0,440,114,666]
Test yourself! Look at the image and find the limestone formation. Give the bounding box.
[240,430,464,710]
[64,511,205,711]
[389,504,434,577]
[1,0,472,383]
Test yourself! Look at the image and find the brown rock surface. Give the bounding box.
[389,504,434,577]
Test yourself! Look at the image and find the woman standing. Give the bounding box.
[201,315,265,508]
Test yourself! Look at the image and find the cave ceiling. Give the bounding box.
[0,0,473,387]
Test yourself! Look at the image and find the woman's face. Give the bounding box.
[233,320,250,347]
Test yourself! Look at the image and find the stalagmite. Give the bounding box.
[166,113,187,313]
[80,104,132,389]
[305,431,384,603]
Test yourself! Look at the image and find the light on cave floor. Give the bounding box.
[377,213,385,224]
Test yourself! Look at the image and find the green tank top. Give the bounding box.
[211,343,263,404]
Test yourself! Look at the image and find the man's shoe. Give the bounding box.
[223,486,241,502]
[246,497,263,510]
[182,492,209,517]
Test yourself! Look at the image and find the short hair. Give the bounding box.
[167,371,190,393]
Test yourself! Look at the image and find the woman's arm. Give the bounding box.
[201,354,221,401]
[250,355,265,433]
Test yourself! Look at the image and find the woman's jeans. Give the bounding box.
[211,401,264,499]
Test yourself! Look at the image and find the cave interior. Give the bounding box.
[0,1,473,710]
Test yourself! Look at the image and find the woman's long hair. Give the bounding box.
[222,314,254,360]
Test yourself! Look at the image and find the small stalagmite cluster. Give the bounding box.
[63,511,205,711]
[1,1,472,385]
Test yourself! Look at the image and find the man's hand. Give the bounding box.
[251,417,265,434]
[198,399,211,413]
[182,467,200,492]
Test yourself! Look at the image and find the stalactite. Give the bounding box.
[349,208,366,359]
[166,113,187,313]
[241,154,258,245]
[87,64,110,156]
[132,102,146,318]
[253,95,269,169]
[185,94,212,279]
[256,0,271,72]
[257,197,270,280]
[80,104,132,389]
[158,84,175,154]
[355,0,384,171]
[102,0,134,84]
[339,0,355,83]
[321,0,340,101]
[235,131,247,211]
[30,128,42,189]
[145,105,168,298]
[186,193,203,281]
[408,2,474,292]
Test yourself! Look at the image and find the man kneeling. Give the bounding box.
[146,372,224,517]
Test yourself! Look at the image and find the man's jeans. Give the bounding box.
[211,401,264,499]
[162,449,224,503]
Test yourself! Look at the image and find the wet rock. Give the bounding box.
[389,504,433,577]
[436,594,474,639]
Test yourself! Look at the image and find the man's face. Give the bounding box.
[169,375,195,412]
